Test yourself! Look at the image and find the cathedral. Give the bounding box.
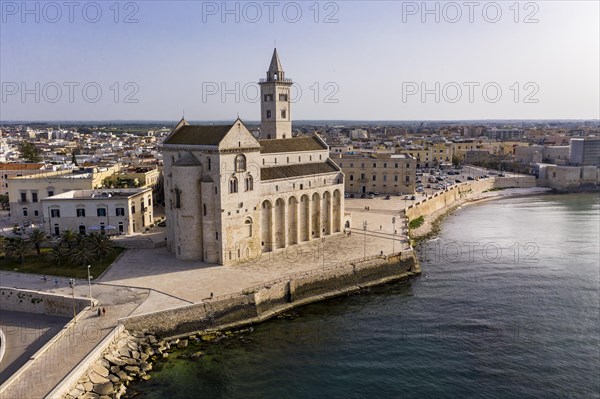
[162,49,349,265]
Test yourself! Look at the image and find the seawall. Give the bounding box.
[0,287,90,318]
[120,252,419,338]
[406,176,537,240]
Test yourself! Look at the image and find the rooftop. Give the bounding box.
[163,124,232,146]
[259,136,327,153]
[45,188,150,200]
[261,160,339,181]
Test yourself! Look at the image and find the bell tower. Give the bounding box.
[259,48,292,139]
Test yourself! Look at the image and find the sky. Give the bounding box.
[0,0,598,121]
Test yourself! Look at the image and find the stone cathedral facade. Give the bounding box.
[162,49,349,265]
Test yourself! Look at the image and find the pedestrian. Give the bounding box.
[102,307,106,316]
[97,308,102,317]
[380,225,382,230]
[54,278,59,287]
[42,275,48,283]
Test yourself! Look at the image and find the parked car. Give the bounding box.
[361,193,366,198]
[344,193,351,198]
[498,173,505,177]
[369,194,375,199]
[411,195,416,200]
[350,193,355,198]
[374,191,380,196]
[455,179,462,183]
[384,195,391,200]
[467,176,475,181]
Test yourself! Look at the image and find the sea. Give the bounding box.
[130,193,600,399]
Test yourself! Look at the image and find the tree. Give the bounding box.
[6,238,30,264]
[87,233,115,260]
[29,229,47,256]
[452,155,461,167]
[47,243,69,265]
[69,240,96,266]
[60,229,78,251]
[0,194,8,210]
[18,142,42,163]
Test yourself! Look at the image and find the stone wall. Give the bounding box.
[405,176,535,221]
[121,252,418,338]
[0,287,90,317]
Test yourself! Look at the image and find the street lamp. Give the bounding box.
[69,278,76,323]
[362,220,368,260]
[87,265,93,307]
[392,216,396,254]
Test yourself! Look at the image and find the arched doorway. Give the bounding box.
[274,198,285,249]
[287,196,298,245]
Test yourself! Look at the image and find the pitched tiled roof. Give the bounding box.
[259,136,326,154]
[261,160,339,181]
[163,125,231,146]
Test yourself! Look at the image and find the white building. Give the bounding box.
[41,188,153,236]
[162,49,349,265]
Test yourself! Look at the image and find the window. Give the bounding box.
[394,175,399,182]
[350,175,354,181]
[22,208,28,217]
[229,177,238,193]
[235,154,246,172]
[97,208,107,217]
[279,93,288,101]
[245,175,254,191]
[281,109,286,118]
[51,209,60,218]
[207,157,211,170]
[215,231,219,240]
[245,218,253,237]
[174,190,180,209]
[406,176,410,182]
[116,208,125,216]
[20,192,26,203]
[339,163,343,168]
[34,210,39,216]
[77,208,86,217]
[203,204,207,216]
[266,110,272,119]
[383,163,387,168]
[32,192,38,203]
[383,175,387,182]
[372,175,376,181]
[395,163,399,168]
[264,94,273,102]
[48,190,54,197]
[373,163,377,168]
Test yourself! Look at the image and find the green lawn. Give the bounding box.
[409,216,425,230]
[0,247,126,279]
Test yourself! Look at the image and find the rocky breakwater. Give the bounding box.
[64,329,157,399]
[65,327,246,399]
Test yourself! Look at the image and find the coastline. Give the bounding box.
[409,187,551,245]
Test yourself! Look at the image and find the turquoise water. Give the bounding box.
[131,193,600,399]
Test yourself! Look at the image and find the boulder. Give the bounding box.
[105,355,126,367]
[140,353,149,362]
[132,350,140,360]
[89,372,109,384]
[110,365,120,374]
[177,339,188,349]
[116,370,131,382]
[124,365,140,375]
[93,382,114,396]
[118,347,131,358]
[148,335,158,344]
[122,357,138,366]
[68,387,84,398]
[83,381,94,392]
[141,375,151,381]
[140,362,153,372]
[82,393,100,399]
[92,363,109,378]
[108,374,121,383]
[99,359,110,370]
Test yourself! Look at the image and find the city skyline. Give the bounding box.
[1,1,599,121]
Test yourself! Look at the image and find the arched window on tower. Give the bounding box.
[207,157,211,171]
[245,218,253,238]
[229,177,238,193]
[245,175,254,191]
[235,154,246,172]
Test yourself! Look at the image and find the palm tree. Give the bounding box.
[6,238,30,264]
[29,229,47,256]
[47,243,69,265]
[87,233,115,260]
[60,229,78,251]
[69,241,96,267]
